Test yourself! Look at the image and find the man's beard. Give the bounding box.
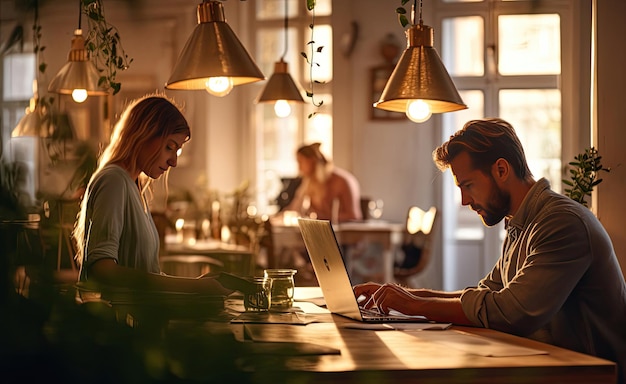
[473,177,511,226]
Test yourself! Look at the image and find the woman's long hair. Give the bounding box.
[73,94,190,267]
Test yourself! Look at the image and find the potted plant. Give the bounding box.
[562,147,610,207]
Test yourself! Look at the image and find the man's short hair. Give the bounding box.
[432,118,533,180]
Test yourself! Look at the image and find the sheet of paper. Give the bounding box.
[404,329,548,357]
[294,286,324,301]
[230,311,318,325]
[340,323,452,331]
[392,322,452,331]
[293,301,330,314]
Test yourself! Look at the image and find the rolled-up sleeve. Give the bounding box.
[82,172,127,275]
[460,287,490,327]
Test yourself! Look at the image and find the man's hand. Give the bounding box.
[353,281,383,309]
[370,283,421,315]
[13,266,30,297]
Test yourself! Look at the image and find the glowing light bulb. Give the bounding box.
[406,99,432,123]
[72,89,88,103]
[205,77,233,97]
[274,100,291,117]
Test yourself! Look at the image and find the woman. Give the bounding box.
[73,94,228,295]
[285,143,362,222]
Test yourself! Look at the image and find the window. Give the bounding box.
[251,0,333,215]
[1,52,36,159]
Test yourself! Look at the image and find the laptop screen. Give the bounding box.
[297,218,364,321]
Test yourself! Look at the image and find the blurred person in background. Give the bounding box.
[283,142,362,223]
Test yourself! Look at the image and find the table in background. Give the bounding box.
[269,220,403,284]
[165,239,255,277]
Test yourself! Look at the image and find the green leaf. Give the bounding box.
[399,14,409,28]
[306,91,314,98]
[316,46,324,53]
[307,0,316,11]
[396,7,407,14]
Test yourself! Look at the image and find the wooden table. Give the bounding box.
[230,321,616,383]
[109,286,616,383]
[269,220,403,284]
[221,287,617,384]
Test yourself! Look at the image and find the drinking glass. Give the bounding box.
[243,276,272,312]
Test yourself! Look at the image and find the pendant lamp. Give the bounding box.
[255,0,304,118]
[165,0,264,96]
[48,1,108,103]
[373,0,466,122]
[12,87,47,137]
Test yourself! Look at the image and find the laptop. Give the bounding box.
[297,218,428,323]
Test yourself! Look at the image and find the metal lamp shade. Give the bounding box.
[374,24,466,114]
[256,60,304,103]
[48,31,108,96]
[12,108,44,137]
[165,1,264,90]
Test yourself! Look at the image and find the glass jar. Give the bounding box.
[263,269,297,310]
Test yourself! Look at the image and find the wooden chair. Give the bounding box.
[393,206,437,287]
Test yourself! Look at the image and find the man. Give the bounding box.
[354,118,626,382]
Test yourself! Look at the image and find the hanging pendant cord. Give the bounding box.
[413,0,424,26]
[77,0,82,30]
[281,0,288,61]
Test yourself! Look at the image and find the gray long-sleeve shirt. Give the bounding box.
[461,178,626,381]
[79,164,161,281]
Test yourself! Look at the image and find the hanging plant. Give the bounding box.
[300,0,324,118]
[562,147,611,207]
[396,0,412,28]
[81,0,133,95]
[32,3,55,111]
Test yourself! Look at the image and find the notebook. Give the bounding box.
[297,218,428,323]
